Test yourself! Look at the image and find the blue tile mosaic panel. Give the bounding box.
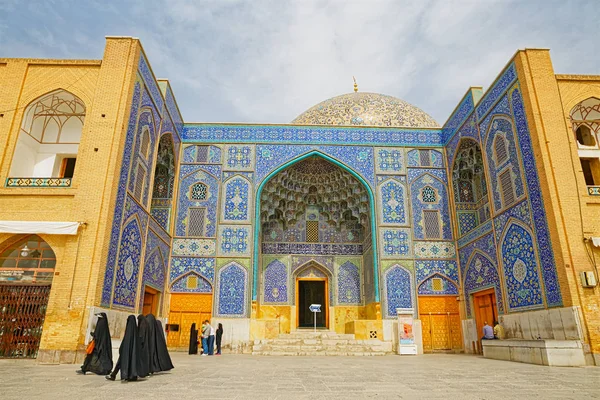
[500,223,544,311]
[217,262,248,316]
[170,257,215,284]
[337,261,361,304]
[142,228,170,292]
[375,148,404,174]
[458,212,478,237]
[171,272,212,293]
[113,218,143,308]
[172,238,216,256]
[413,241,456,259]
[510,86,561,307]
[384,265,413,318]
[102,81,141,306]
[409,170,453,240]
[380,228,412,258]
[263,260,288,303]
[222,175,251,222]
[476,62,517,121]
[183,124,443,146]
[415,260,459,285]
[418,274,458,295]
[218,226,250,257]
[175,167,219,237]
[379,178,408,225]
[224,145,254,170]
[442,90,475,142]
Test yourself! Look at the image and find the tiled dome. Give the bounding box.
[291,92,439,128]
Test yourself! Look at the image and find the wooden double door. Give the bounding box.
[419,296,462,352]
[167,293,212,349]
[473,289,498,352]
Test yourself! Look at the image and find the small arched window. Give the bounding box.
[421,186,437,203]
[576,125,597,147]
[9,90,85,185]
[494,135,509,165]
[190,182,208,201]
[0,235,56,284]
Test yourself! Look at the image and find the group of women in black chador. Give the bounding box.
[76,313,173,381]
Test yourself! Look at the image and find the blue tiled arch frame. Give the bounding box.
[463,249,505,317]
[417,273,459,296]
[253,150,380,302]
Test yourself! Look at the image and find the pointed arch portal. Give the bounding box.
[253,151,380,302]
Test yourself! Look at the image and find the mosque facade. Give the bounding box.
[0,37,599,364]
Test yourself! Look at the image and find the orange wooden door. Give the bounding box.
[473,289,497,343]
[419,296,462,352]
[168,293,213,350]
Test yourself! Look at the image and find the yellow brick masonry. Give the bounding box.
[0,38,142,363]
[515,49,600,360]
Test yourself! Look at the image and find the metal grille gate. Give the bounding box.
[0,285,51,358]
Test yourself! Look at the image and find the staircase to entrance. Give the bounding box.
[252,330,393,356]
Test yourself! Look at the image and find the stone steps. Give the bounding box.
[252,330,393,356]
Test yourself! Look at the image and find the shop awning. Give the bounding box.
[0,221,82,235]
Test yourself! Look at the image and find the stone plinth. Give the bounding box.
[482,339,587,366]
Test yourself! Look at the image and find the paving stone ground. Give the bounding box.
[1,352,599,399]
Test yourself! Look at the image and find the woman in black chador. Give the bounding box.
[145,314,174,373]
[77,313,113,375]
[136,314,150,378]
[216,323,223,355]
[106,315,141,381]
[155,320,174,371]
[189,323,199,355]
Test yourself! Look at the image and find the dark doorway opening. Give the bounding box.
[298,280,327,328]
[142,286,159,316]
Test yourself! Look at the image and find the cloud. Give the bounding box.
[1,0,599,125]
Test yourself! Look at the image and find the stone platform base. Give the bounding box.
[252,330,393,356]
[482,339,586,366]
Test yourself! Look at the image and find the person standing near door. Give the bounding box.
[207,321,216,355]
[201,320,209,356]
[215,323,223,355]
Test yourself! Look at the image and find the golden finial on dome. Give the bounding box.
[353,76,358,92]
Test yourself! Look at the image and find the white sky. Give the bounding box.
[1,0,598,125]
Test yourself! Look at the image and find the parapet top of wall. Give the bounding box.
[555,74,600,82]
[0,58,102,66]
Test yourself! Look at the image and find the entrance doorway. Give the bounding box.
[167,293,212,349]
[297,279,327,328]
[472,288,498,353]
[142,286,159,316]
[418,296,462,352]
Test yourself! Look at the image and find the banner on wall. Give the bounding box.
[397,308,417,355]
[0,221,82,235]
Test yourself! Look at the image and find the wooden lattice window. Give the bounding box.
[196,146,209,163]
[494,135,509,165]
[419,150,431,166]
[499,168,515,208]
[140,127,150,158]
[432,277,443,292]
[421,186,437,203]
[187,275,198,289]
[306,220,319,242]
[190,182,208,201]
[423,210,441,239]
[134,162,146,202]
[187,207,206,236]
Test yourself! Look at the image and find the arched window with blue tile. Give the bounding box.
[410,172,452,240]
[378,178,407,225]
[384,265,413,318]
[222,175,252,223]
[500,222,543,311]
[170,272,213,293]
[337,261,361,304]
[216,262,248,316]
[417,273,458,295]
[263,260,288,303]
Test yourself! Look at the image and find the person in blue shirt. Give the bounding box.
[482,321,495,340]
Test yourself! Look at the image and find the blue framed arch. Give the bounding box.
[253,150,380,302]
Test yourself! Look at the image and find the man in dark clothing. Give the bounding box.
[106,315,140,381]
[77,313,113,375]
